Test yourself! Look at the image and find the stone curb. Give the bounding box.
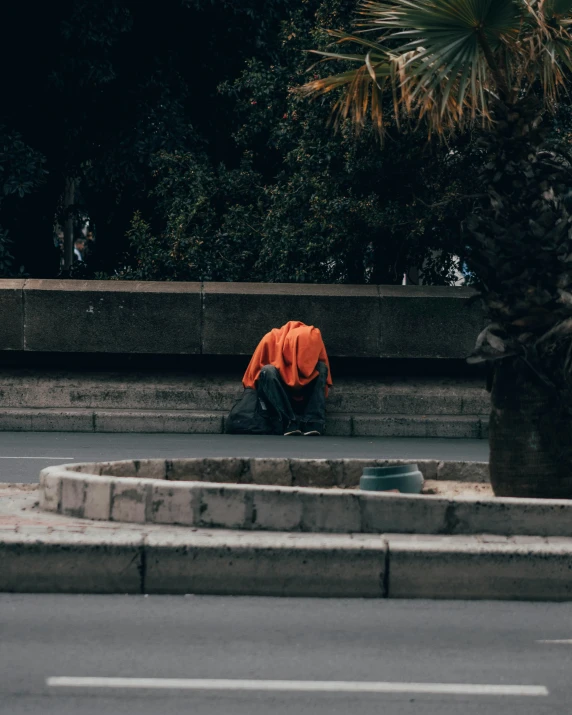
[2,528,572,600]
[0,530,143,594]
[37,458,572,538]
[0,408,489,438]
[387,534,572,601]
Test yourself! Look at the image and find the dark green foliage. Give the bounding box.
[118,151,265,282]
[118,0,475,284]
[0,127,46,277]
[0,0,272,276]
[0,0,476,282]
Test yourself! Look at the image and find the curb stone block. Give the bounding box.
[461,394,491,414]
[360,493,449,534]
[163,412,224,434]
[61,476,86,517]
[100,460,139,478]
[290,460,344,488]
[386,535,572,600]
[110,478,151,523]
[251,489,303,531]
[0,411,33,430]
[249,459,292,487]
[424,416,483,439]
[0,531,143,594]
[352,415,482,439]
[450,499,572,538]
[300,490,362,533]
[143,531,387,597]
[95,411,165,433]
[84,477,112,521]
[339,460,363,488]
[39,471,61,512]
[198,485,250,528]
[151,482,196,526]
[132,459,166,480]
[380,393,463,416]
[192,458,248,484]
[323,415,352,437]
[31,410,94,432]
[169,459,205,481]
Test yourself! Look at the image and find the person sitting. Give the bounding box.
[226,321,332,436]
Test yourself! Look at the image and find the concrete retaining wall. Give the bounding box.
[0,280,484,358]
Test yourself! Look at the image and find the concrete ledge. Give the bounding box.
[38,458,572,539]
[0,279,484,358]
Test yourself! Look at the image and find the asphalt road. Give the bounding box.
[0,432,488,483]
[0,595,570,715]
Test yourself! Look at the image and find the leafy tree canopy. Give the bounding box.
[0,0,494,283]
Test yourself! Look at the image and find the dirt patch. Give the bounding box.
[422,480,493,498]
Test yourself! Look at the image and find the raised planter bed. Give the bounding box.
[38,457,572,538]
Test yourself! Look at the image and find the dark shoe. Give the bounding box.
[303,423,322,436]
[284,421,302,436]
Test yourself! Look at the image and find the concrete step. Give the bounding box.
[0,370,489,437]
[0,370,489,415]
[0,407,488,438]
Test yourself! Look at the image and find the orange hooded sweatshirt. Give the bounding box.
[242,321,332,397]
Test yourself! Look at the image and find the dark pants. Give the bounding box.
[257,361,328,431]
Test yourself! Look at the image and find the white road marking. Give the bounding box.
[537,639,572,644]
[0,456,74,460]
[46,677,548,696]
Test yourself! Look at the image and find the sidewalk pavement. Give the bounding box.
[2,484,572,601]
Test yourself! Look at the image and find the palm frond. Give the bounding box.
[299,0,572,138]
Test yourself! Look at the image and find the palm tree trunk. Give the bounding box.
[466,95,572,498]
[489,358,572,498]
